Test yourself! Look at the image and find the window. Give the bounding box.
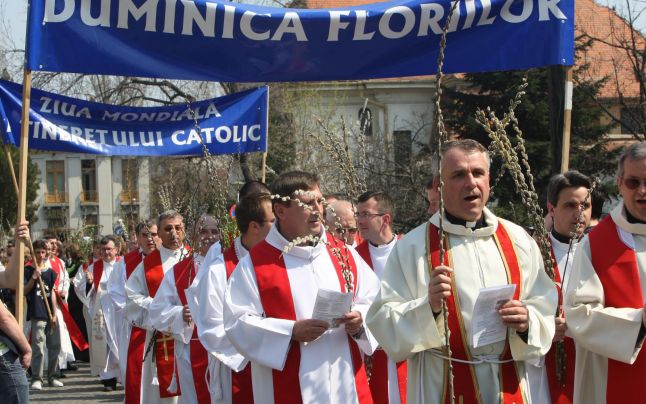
[81,160,97,202]
[45,161,66,203]
[620,107,643,135]
[393,130,412,168]
[121,159,139,202]
[358,107,373,136]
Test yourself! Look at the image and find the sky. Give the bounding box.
[2,0,645,48]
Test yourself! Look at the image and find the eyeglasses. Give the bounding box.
[621,177,646,190]
[337,227,359,234]
[354,212,386,219]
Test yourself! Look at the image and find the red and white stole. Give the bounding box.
[544,244,575,404]
[589,215,646,403]
[249,235,372,404]
[143,249,181,398]
[49,256,89,351]
[356,240,407,404]
[50,257,64,289]
[92,260,104,292]
[124,249,145,404]
[173,257,210,403]
[223,245,254,404]
[428,222,527,404]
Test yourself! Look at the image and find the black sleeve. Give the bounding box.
[23,266,34,285]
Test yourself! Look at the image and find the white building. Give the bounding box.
[30,152,150,239]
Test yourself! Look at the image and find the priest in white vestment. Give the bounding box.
[72,235,121,390]
[565,142,646,404]
[224,171,380,403]
[149,215,220,404]
[189,192,274,403]
[367,140,557,404]
[125,211,189,404]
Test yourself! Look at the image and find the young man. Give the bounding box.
[528,171,592,404]
[125,210,189,404]
[367,139,557,403]
[355,190,406,404]
[24,239,61,390]
[565,142,646,403]
[190,192,274,403]
[73,235,121,391]
[108,219,158,404]
[149,214,220,404]
[224,171,380,403]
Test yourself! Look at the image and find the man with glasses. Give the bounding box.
[565,141,646,403]
[72,235,121,391]
[326,198,359,246]
[189,192,274,403]
[367,139,557,403]
[126,210,188,403]
[355,190,407,404]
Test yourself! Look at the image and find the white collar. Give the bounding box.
[266,224,327,260]
[429,207,498,237]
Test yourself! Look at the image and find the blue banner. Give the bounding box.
[0,80,268,156]
[26,0,574,82]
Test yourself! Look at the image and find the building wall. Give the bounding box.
[29,152,150,239]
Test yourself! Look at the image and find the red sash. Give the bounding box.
[50,257,63,289]
[428,222,526,404]
[356,240,407,404]
[544,245,575,404]
[589,215,646,404]
[92,260,103,292]
[223,244,254,404]
[223,246,239,280]
[174,257,210,404]
[250,236,372,404]
[124,249,146,404]
[143,250,181,398]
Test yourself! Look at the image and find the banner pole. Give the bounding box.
[15,68,32,328]
[261,87,269,183]
[560,66,573,173]
[3,144,19,196]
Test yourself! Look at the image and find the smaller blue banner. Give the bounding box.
[0,79,268,156]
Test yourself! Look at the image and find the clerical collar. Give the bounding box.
[625,208,646,225]
[369,235,396,248]
[550,229,572,244]
[445,211,487,229]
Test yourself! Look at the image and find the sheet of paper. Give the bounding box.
[311,288,353,327]
[471,284,517,348]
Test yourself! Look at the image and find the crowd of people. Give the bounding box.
[0,139,644,404]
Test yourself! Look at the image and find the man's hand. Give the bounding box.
[15,222,30,243]
[292,319,329,343]
[31,268,41,280]
[20,349,31,369]
[498,300,529,333]
[337,311,363,336]
[182,305,192,325]
[86,271,93,285]
[553,316,567,342]
[50,316,57,329]
[428,265,452,313]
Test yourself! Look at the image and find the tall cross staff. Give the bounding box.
[433,1,461,402]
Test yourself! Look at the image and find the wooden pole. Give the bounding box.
[261,87,269,183]
[3,144,19,196]
[560,66,573,173]
[15,69,33,328]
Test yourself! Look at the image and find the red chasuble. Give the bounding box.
[143,249,181,398]
[589,215,646,404]
[249,235,372,404]
[428,222,527,404]
[544,246,575,404]
[356,240,407,404]
[50,257,89,351]
[223,245,254,404]
[173,257,210,404]
[124,249,146,404]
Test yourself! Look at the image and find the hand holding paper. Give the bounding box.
[471,284,516,348]
[311,288,353,328]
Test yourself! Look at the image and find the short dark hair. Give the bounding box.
[270,171,320,207]
[591,188,607,220]
[236,194,272,233]
[100,235,117,246]
[547,170,592,206]
[135,219,156,236]
[238,181,270,200]
[33,239,49,251]
[441,139,490,168]
[43,234,57,241]
[357,190,394,215]
[157,210,183,228]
